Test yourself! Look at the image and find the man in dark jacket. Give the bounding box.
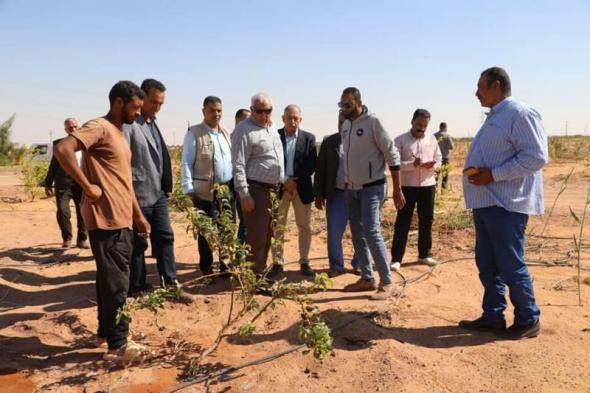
[270,104,317,277]
[44,118,88,249]
[122,79,192,302]
[314,111,358,277]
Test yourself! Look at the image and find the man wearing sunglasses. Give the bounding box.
[340,87,404,300]
[231,93,285,280]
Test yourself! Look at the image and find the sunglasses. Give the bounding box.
[338,101,354,109]
[252,107,273,115]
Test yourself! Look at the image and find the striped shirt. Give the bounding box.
[463,97,548,215]
[231,117,285,198]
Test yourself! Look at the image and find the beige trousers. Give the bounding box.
[272,189,312,265]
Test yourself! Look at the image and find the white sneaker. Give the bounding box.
[418,257,437,267]
[391,262,401,272]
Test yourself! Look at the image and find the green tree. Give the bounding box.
[0,114,16,165]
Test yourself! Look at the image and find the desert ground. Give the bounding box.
[1,145,590,393]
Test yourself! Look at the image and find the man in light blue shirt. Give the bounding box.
[181,96,233,276]
[460,67,548,340]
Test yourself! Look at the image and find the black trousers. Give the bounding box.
[391,185,435,263]
[193,187,235,274]
[129,194,177,293]
[436,158,450,189]
[56,184,87,243]
[89,228,133,349]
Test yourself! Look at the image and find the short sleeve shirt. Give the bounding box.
[70,118,134,231]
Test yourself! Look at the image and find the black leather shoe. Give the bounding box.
[300,263,315,277]
[267,263,284,281]
[458,317,506,332]
[498,321,540,340]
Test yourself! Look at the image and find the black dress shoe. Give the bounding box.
[300,263,315,277]
[458,317,506,332]
[266,263,284,281]
[497,321,540,340]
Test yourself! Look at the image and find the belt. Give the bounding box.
[362,178,386,189]
[247,179,281,191]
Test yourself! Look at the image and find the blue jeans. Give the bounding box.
[473,206,540,325]
[130,194,177,291]
[347,184,392,285]
[326,190,358,272]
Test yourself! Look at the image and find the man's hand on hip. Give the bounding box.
[84,184,103,202]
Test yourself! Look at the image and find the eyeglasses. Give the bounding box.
[338,101,354,109]
[252,107,273,115]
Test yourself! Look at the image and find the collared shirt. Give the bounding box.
[284,128,298,177]
[145,116,163,175]
[395,131,442,187]
[231,117,285,198]
[433,130,454,159]
[463,97,548,215]
[180,124,232,194]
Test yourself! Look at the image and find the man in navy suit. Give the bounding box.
[270,104,317,278]
[123,79,192,302]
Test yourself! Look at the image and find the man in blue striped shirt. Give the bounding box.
[460,67,548,340]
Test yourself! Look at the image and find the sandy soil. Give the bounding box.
[1,160,590,393]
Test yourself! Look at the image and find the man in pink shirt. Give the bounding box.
[391,109,442,271]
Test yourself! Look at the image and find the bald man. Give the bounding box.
[270,105,317,277]
[44,118,89,249]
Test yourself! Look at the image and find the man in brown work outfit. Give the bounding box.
[54,80,151,364]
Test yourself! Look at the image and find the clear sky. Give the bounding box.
[1,0,589,145]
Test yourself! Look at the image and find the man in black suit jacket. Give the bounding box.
[270,105,317,278]
[43,118,88,249]
[313,111,359,277]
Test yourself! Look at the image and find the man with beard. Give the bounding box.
[390,109,441,272]
[54,80,151,363]
[339,87,404,300]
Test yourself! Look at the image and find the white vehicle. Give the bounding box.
[30,143,53,162]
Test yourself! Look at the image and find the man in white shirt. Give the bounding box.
[391,109,442,271]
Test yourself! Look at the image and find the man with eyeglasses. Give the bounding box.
[339,87,405,300]
[231,93,285,280]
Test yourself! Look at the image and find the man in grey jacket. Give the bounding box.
[434,122,454,189]
[123,79,191,302]
[340,87,405,300]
